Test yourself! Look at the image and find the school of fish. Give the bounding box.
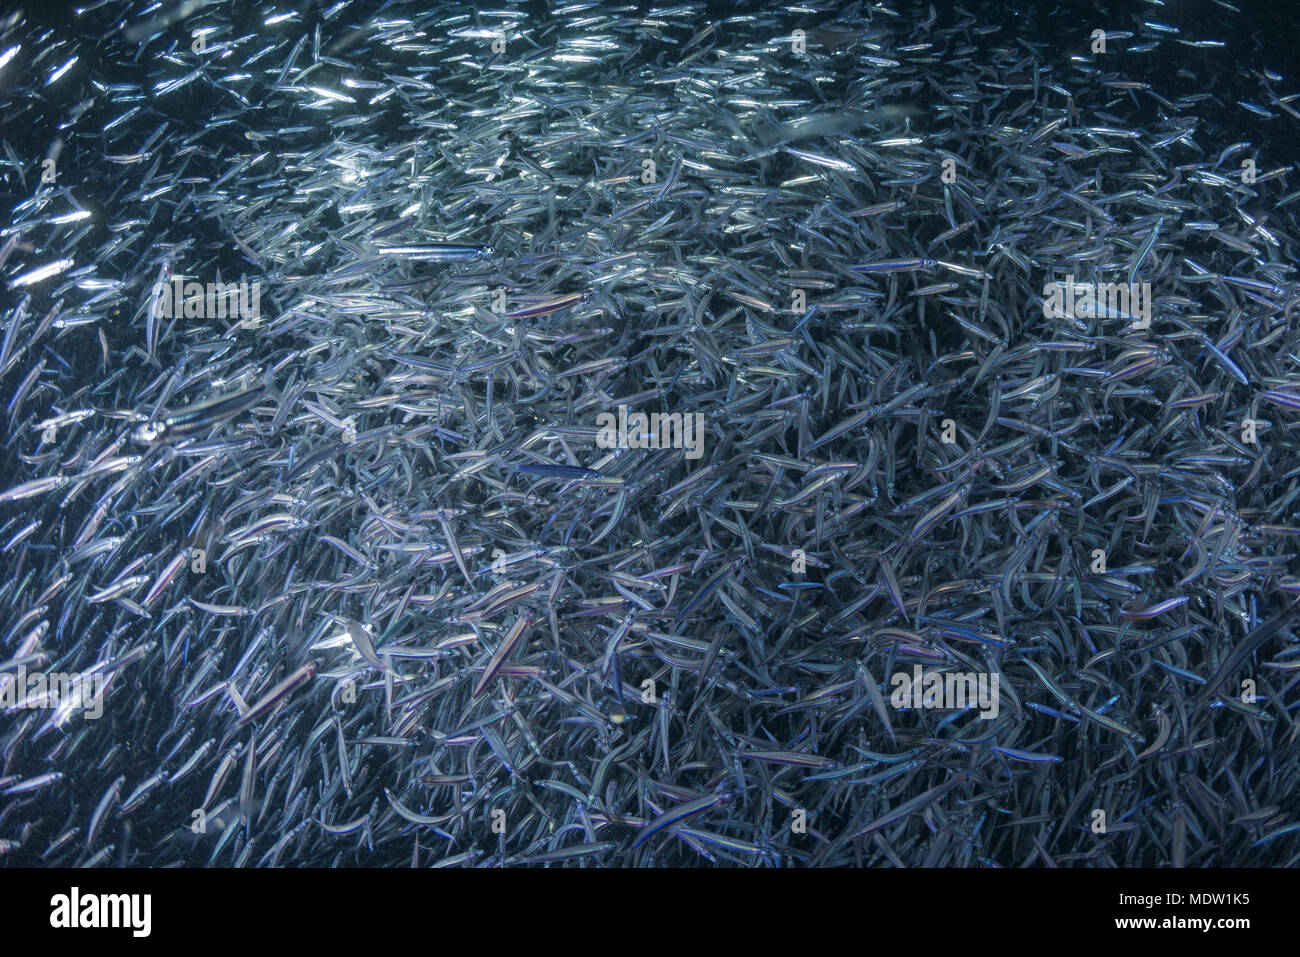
[1,0,1300,866]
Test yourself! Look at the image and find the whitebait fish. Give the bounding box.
[131,384,266,444]
[374,243,494,262]
[0,0,1296,872]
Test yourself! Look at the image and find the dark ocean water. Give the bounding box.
[0,0,1298,869]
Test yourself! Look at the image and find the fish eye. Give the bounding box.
[131,422,163,445]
